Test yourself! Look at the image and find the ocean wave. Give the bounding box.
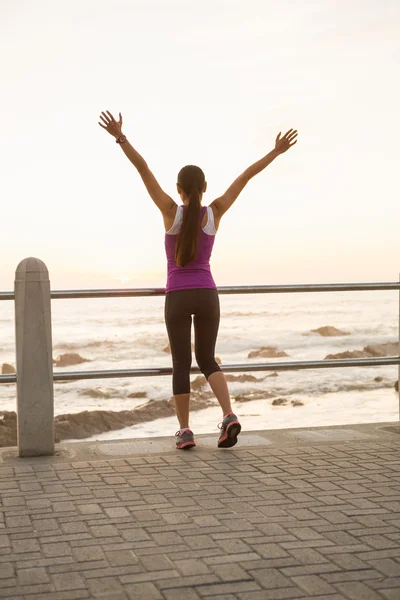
[53,340,120,351]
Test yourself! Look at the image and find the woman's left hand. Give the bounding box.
[98,110,123,138]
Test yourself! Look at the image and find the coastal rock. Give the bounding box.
[272,398,287,406]
[54,353,91,367]
[248,346,288,359]
[325,342,398,361]
[395,380,399,392]
[128,391,147,399]
[1,363,15,375]
[291,400,304,407]
[54,399,177,441]
[225,374,265,383]
[78,388,113,399]
[191,376,207,391]
[0,412,17,447]
[364,343,398,357]
[311,326,350,337]
[234,391,274,403]
[325,350,369,360]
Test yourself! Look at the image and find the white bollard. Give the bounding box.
[15,258,54,457]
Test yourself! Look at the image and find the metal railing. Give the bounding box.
[1,282,399,385]
[1,257,399,457]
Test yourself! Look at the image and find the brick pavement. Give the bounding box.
[0,426,399,599]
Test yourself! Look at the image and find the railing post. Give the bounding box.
[15,258,54,457]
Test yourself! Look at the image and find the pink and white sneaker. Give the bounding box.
[175,429,196,450]
[217,413,241,448]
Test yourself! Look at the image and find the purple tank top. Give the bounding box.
[164,205,217,292]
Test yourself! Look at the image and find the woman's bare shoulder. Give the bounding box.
[163,204,179,232]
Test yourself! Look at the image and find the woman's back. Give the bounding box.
[164,205,217,292]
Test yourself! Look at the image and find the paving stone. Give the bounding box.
[125,582,163,599]
[52,572,86,591]
[367,558,400,577]
[237,590,305,599]
[249,567,293,589]
[210,563,251,581]
[105,550,139,566]
[196,580,262,595]
[72,546,105,562]
[17,566,49,585]
[0,563,14,579]
[43,542,72,557]
[87,576,124,594]
[163,588,201,600]
[32,518,60,531]
[335,580,384,599]
[292,574,337,595]
[140,554,173,571]
[12,539,40,553]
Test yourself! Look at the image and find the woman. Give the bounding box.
[99,110,298,450]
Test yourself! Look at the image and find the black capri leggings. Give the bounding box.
[164,288,222,395]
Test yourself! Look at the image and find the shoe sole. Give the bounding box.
[176,441,196,450]
[218,422,241,448]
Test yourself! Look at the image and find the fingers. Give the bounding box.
[288,139,297,147]
[98,122,108,129]
[100,112,110,126]
[284,128,297,140]
[106,110,116,122]
[276,132,281,142]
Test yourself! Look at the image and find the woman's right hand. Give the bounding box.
[274,129,298,154]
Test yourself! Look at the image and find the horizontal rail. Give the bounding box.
[1,356,399,384]
[0,282,399,301]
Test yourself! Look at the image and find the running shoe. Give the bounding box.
[217,413,241,448]
[175,429,196,450]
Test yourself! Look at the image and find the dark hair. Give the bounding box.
[175,165,205,267]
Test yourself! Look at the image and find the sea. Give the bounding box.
[0,289,398,441]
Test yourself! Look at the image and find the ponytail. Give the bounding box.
[175,187,201,267]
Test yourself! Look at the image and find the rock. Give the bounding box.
[191,375,207,391]
[267,372,279,377]
[395,380,399,392]
[234,391,274,403]
[78,388,113,399]
[1,363,15,375]
[311,326,350,337]
[364,343,398,357]
[325,350,369,360]
[54,353,91,367]
[325,342,398,361]
[374,376,383,382]
[248,346,288,359]
[272,398,287,406]
[291,400,304,407]
[54,399,177,441]
[0,412,17,447]
[225,374,265,383]
[128,391,147,399]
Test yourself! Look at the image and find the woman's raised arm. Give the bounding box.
[210,128,298,218]
[99,110,176,215]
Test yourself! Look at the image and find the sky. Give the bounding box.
[1,0,399,290]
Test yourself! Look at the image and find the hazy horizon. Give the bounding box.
[1,0,399,291]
